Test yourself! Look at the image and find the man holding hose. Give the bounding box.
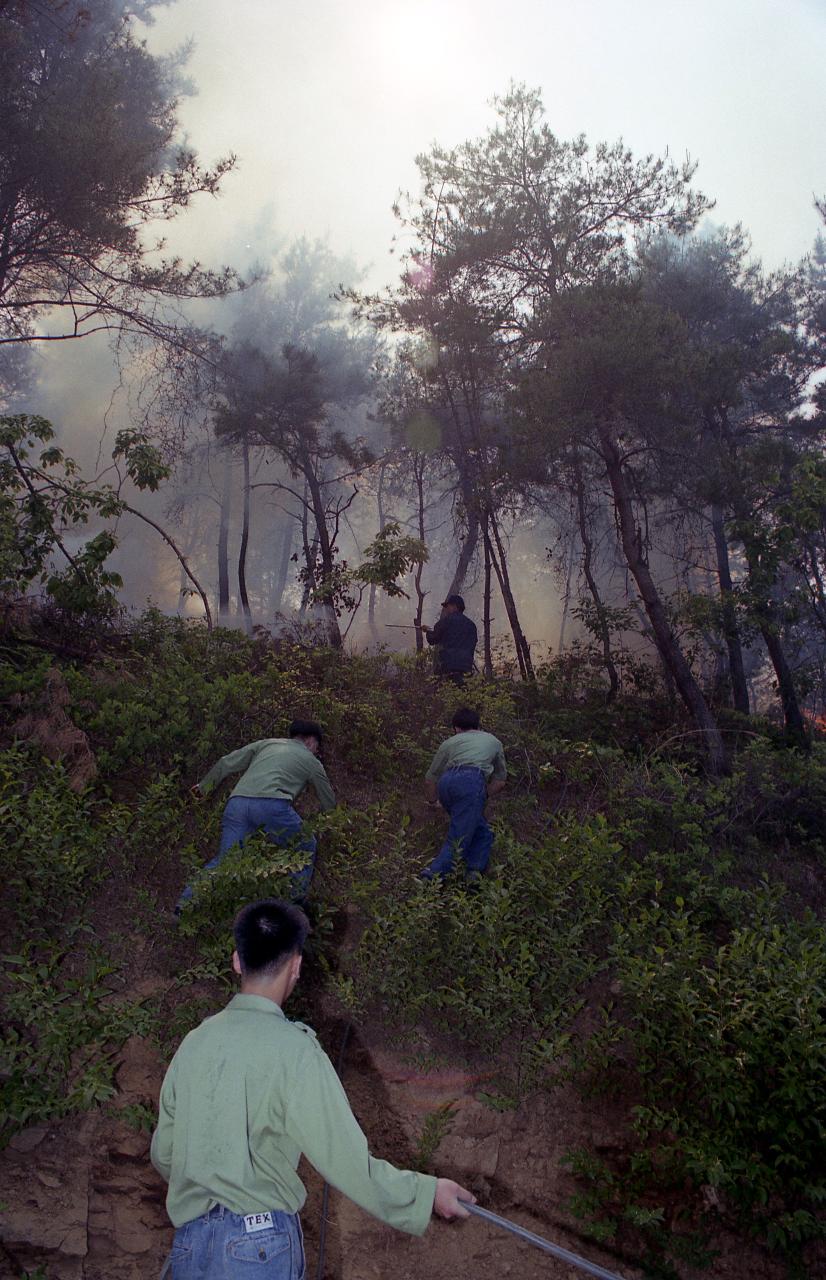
[152,898,474,1278]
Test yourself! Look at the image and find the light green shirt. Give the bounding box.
[425,730,507,782]
[198,738,335,811]
[150,994,436,1234]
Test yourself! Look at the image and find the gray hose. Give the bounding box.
[315,1021,353,1280]
[465,1202,627,1280]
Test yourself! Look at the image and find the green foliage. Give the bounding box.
[563,1147,717,1276]
[301,523,427,623]
[411,1101,457,1173]
[111,429,171,492]
[346,815,618,1079]
[1,619,825,1273]
[118,1102,158,1133]
[0,944,153,1141]
[0,414,169,620]
[352,522,428,597]
[0,646,52,703]
[614,898,826,1247]
[0,747,130,928]
[176,834,309,963]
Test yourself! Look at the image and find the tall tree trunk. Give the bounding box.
[413,454,427,650]
[299,485,315,615]
[734,510,808,746]
[557,535,575,654]
[237,441,252,632]
[600,423,728,775]
[482,519,493,677]
[299,533,317,614]
[272,513,295,615]
[485,528,526,679]
[760,621,808,746]
[575,461,619,702]
[803,533,826,635]
[368,460,387,639]
[303,462,342,648]
[447,508,480,598]
[487,508,534,679]
[217,452,232,622]
[711,504,749,713]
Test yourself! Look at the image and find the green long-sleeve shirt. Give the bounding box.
[198,738,336,811]
[425,730,507,782]
[150,994,436,1234]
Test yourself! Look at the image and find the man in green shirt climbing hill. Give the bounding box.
[151,898,474,1278]
[421,706,507,883]
[177,720,335,912]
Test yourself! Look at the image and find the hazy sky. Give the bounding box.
[147,0,826,286]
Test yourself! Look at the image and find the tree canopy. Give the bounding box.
[0,0,238,351]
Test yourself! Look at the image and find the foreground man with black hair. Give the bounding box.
[421,707,507,883]
[177,720,334,911]
[152,899,474,1278]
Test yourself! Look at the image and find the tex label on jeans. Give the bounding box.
[243,1212,274,1234]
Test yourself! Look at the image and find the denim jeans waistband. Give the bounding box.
[201,1203,295,1223]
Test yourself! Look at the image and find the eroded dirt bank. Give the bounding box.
[0,1024,791,1280]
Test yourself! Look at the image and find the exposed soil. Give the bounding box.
[0,1001,806,1280]
[11,666,97,792]
[2,656,821,1279]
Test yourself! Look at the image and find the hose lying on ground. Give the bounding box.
[315,1021,353,1280]
[465,1202,627,1280]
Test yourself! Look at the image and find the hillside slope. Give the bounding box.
[1,616,825,1279]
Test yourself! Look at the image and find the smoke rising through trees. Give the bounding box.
[2,4,826,770]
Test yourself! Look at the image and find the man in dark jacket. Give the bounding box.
[417,595,477,684]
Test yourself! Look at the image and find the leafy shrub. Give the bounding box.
[3,618,826,1274]
[175,832,334,981]
[0,944,153,1140]
[612,894,826,1252]
[0,747,129,928]
[346,815,621,1085]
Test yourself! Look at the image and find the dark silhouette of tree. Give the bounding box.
[519,283,730,773]
[211,240,378,639]
[0,0,238,352]
[213,342,373,646]
[355,84,710,678]
[639,228,820,743]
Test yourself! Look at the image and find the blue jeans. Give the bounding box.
[178,797,317,908]
[423,767,493,879]
[160,1204,304,1278]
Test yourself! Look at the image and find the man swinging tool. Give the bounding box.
[416,594,477,685]
[152,898,474,1278]
[176,720,334,913]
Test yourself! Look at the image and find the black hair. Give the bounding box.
[233,898,309,976]
[452,706,480,731]
[289,718,323,747]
